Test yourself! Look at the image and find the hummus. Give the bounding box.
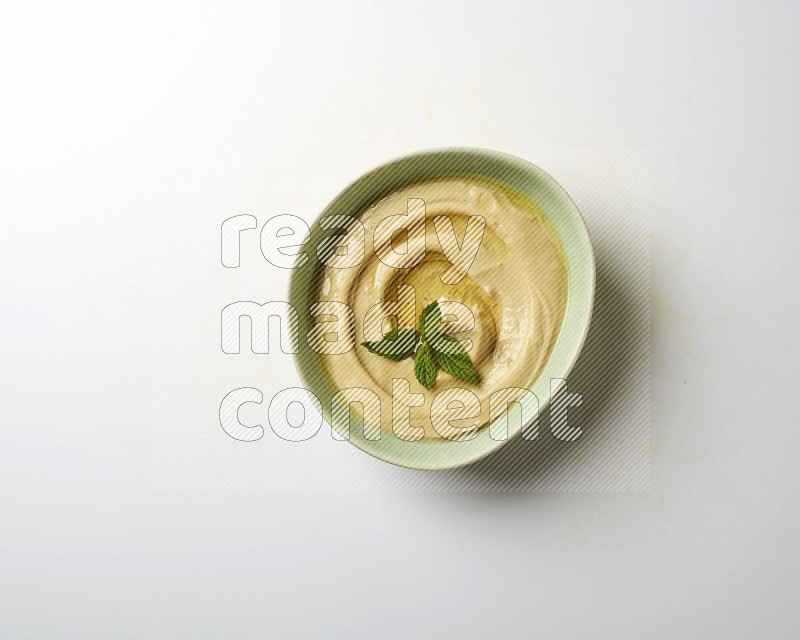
[316,177,567,441]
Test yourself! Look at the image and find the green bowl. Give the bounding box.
[287,147,595,470]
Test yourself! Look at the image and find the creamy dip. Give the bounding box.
[316,177,567,441]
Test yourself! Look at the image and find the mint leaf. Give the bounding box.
[419,300,441,337]
[414,341,436,389]
[436,352,478,384]
[429,332,468,356]
[361,328,418,361]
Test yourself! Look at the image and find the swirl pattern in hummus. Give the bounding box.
[316,177,567,441]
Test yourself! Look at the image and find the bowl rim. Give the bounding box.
[287,146,596,471]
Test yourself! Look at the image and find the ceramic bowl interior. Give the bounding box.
[287,147,595,470]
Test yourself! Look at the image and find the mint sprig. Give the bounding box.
[360,301,478,389]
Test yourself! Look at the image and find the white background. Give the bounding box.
[2,1,799,638]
